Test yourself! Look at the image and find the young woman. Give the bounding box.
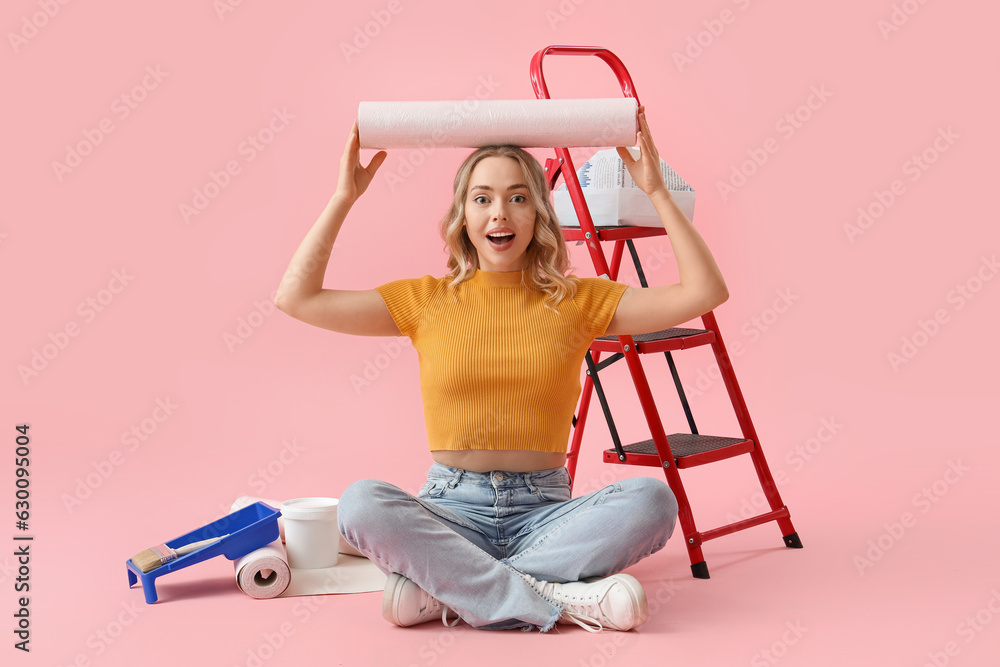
[274,107,728,632]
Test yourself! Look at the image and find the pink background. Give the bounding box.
[4,0,999,665]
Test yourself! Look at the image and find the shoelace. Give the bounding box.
[423,593,460,628]
[532,578,606,633]
[440,605,461,627]
[561,608,604,633]
[410,583,459,628]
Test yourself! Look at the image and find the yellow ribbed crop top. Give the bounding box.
[375,268,629,453]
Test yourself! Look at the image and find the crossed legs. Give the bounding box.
[338,473,677,631]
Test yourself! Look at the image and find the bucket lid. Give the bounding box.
[281,497,339,520]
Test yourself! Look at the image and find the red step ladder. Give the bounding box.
[530,45,802,579]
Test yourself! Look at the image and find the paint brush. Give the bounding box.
[131,535,229,573]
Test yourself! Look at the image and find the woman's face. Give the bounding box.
[462,156,536,272]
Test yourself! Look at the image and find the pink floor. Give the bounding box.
[7,1,998,665]
[24,386,1000,666]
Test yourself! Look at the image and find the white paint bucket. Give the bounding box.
[280,497,340,569]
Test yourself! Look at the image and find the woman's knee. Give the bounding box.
[338,478,405,530]
[622,476,678,533]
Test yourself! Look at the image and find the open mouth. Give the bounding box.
[487,232,515,250]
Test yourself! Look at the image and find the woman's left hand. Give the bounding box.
[616,106,669,198]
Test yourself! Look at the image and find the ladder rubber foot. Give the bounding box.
[690,561,710,579]
[783,532,803,549]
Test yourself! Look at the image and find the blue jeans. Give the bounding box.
[338,463,678,631]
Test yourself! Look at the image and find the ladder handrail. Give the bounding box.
[529,45,643,279]
[529,46,641,105]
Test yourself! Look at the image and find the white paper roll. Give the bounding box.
[234,539,291,599]
[357,98,638,149]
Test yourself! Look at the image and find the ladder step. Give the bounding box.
[603,434,754,469]
[562,225,666,242]
[592,327,715,353]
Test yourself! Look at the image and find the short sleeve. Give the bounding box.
[374,275,441,338]
[571,276,630,338]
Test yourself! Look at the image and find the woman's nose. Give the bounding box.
[491,203,507,220]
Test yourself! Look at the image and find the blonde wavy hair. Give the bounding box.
[440,145,578,308]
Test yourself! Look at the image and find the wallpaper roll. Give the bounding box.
[234,539,291,599]
[357,98,638,149]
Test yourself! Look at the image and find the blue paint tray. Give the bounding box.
[127,501,281,603]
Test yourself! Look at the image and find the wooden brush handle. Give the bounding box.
[175,534,228,555]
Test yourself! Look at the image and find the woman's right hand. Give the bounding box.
[616,106,669,199]
[335,120,387,204]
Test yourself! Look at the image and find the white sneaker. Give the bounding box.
[381,573,461,628]
[522,573,649,632]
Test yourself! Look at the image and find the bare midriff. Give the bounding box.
[431,449,568,473]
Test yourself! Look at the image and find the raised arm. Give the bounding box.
[274,121,401,337]
[605,106,729,336]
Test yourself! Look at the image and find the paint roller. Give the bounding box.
[357,98,638,149]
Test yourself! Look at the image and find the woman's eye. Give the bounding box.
[511,195,527,204]
[473,195,489,205]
